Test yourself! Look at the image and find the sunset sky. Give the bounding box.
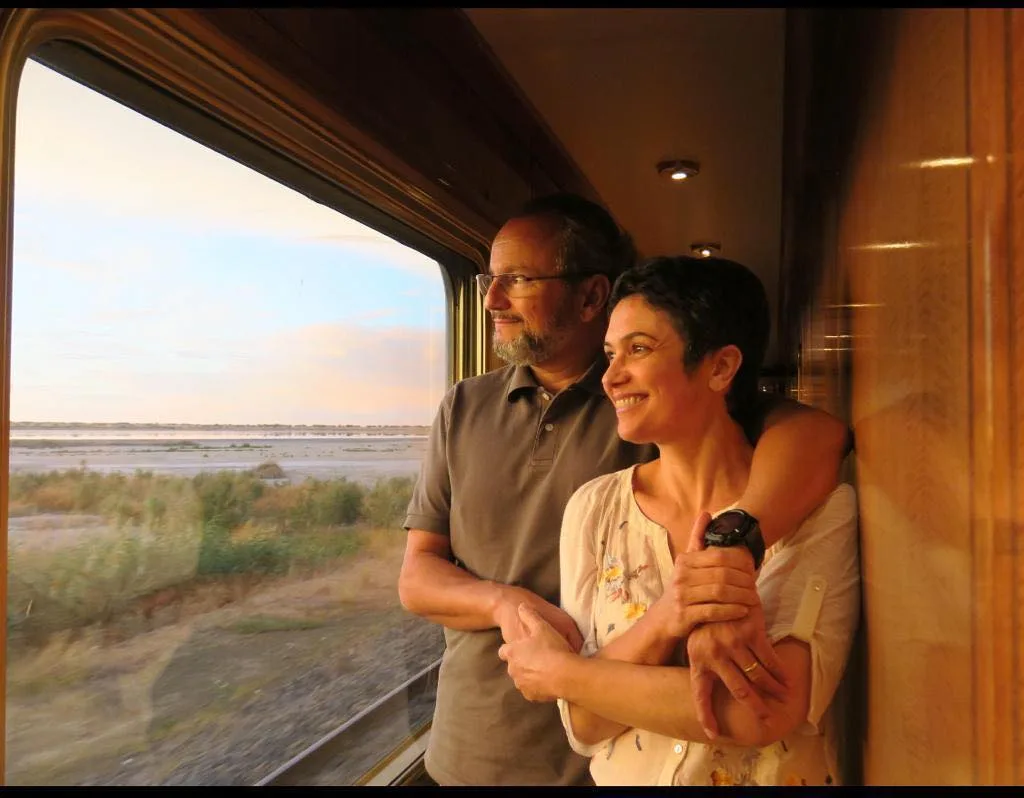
[11,59,448,426]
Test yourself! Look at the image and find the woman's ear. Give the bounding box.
[708,344,743,394]
[578,274,611,322]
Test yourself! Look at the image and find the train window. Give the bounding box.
[7,57,446,785]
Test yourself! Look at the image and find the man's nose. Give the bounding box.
[483,279,510,311]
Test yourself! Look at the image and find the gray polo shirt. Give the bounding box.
[404,358,658,786]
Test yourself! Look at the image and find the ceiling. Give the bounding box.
[462,8,787,364]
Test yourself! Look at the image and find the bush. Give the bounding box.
[363,476,415,530]
[251,461,285,479]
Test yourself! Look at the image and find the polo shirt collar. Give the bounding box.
[504,356,609,401]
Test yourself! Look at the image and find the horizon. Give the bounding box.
[10,420,431,428]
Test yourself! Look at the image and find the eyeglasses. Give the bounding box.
[475,271,598,298]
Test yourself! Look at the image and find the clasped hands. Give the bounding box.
[497,512,788,739]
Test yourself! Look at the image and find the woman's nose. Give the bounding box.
[602,357,625,390]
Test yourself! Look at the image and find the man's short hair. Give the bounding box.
[609,255,771,416]
[514,193,637,280]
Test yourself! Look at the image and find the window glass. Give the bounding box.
[7,58,446,786]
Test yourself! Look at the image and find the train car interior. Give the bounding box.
[0,7,1020,786]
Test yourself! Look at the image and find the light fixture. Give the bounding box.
[690,242,721,258]
[657,159,700,181]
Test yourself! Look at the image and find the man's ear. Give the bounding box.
[578,274,611,322]
[708,345,743,395]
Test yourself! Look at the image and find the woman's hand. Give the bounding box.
[493,586,584,652]
[498,604,575,702]
[678,510,788,739]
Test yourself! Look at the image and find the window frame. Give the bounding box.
[0,7,489,785]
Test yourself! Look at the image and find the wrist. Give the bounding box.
[703,509,765,571]
[488,581,518,626]
[549,648,581,701]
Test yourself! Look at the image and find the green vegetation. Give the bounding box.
[7,463,414,637]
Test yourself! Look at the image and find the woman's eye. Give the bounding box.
[604,350,615,362]
[630,343,649,354]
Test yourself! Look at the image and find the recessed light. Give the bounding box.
[690,242,721,258]
[657,159,700,181]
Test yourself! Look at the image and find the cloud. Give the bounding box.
[10,321,447,426]
[14,60,438,278]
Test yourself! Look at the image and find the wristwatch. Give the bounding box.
[703,509,765,570]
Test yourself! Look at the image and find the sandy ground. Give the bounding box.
[9,436,428,485]
[6,431,444,785]
[6,550,445,786]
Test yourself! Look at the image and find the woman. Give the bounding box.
[498,255,860,786]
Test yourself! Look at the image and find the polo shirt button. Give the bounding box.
[673,743,683,754]
[544,423,554,432]
[540,391,550,401]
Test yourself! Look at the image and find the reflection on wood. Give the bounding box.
[784,6,1024,786]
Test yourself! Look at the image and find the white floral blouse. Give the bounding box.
[556,465,860,786]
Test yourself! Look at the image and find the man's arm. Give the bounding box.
[687,396,851,737]
[742,396,851,547]
[398,529,584,649]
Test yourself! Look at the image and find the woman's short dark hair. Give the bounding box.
[515,193,637,280]
[609,255,771,415]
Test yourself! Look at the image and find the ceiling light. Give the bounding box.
[657,159,700,181]
[690,242,720,258]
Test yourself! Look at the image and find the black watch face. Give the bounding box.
[709,510,747,534]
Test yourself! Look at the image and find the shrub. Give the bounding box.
[251,461,285,479]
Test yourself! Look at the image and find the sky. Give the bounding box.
[10,60,448,426]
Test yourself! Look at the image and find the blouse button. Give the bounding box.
[544,423,554,432]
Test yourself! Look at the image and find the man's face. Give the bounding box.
[483,215,581,367]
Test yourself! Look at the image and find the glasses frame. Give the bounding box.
[475,270,600,298]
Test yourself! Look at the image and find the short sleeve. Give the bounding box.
[557,477,620,757]
[402,387,453,535]
[757,484,860,732]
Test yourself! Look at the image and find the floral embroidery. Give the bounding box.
[710,768,733,786]
[600,553,650,604]
[705,747,761,786]
[624,601,648,619]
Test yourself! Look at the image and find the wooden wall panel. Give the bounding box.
[1005,9,1024,785]
[846,11,973,782]
[783,7,1024,785]
[189,8,599,241]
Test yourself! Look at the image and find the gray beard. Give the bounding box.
[492,332,550,366]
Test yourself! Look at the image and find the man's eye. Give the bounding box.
[509,275,528,285]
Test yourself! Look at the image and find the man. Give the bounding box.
[398,193,850,786]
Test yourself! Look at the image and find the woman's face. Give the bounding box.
[601,294,714,444]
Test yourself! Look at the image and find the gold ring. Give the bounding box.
[742,661,760,674]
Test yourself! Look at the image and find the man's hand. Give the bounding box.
[656,512,760,640]
[497,604,574,702]
[493,586,584,652]
[681,509,788,740]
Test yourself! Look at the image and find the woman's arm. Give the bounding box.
[519,514,761,746]
[502,606,812,748]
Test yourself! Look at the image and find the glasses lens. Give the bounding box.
[475,273,492,296]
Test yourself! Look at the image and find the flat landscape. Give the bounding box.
[6,423,443,786]
[10,423,430,485]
